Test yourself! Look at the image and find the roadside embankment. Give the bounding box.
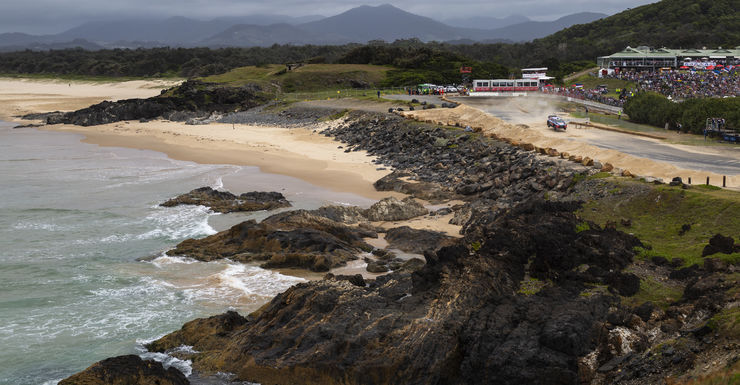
[400,104,739,188]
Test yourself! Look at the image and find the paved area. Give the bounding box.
[456,96,740,176]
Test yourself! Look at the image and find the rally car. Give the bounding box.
[547,115,567,131]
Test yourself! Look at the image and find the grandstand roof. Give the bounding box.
[599,46,740,59]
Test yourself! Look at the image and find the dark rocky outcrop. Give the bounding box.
[384,226,457,254]
[41,80,267,126]
[161,187,290,213]
[167,209,376,271]
[58,355,189,385]
[147,198,645,385]
[363,196,428,221]
[701,233,738,257]
[163,194,432,271]
[64,109,739,384]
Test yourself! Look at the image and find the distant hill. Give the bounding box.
[297,4,474,42]
[200,4,515,46]
[436,0,739,69]
[201,23,340,47]
[0,38,102,53]
[443,14,530,30]
[534,0,740,62]
[1,2,700,52]
[484,12,607,42]
[56,15,321,46]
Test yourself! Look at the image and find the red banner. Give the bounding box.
[460,66,472,73]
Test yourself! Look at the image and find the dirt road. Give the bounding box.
[457,96,740,177]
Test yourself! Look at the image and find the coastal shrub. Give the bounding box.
[575,222,591,233]
[624,92,740,134]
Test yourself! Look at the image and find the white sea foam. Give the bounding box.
[139,351,193,377]
[138,205,216,241]
[99,233,135,243]
[12,222,64,231]
[212,176,224,190]
[150,254,199,268]
[212,262,306,298]
[40,379,63,385]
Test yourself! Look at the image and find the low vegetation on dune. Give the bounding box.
[200,63,392,92]
[577,179,740,267]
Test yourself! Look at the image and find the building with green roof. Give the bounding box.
[597,46,740,70]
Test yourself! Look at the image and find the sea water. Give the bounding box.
[0,121,376,384]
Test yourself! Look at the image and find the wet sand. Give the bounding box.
[0,77,399,200]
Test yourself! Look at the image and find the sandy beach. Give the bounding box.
[0,77,401,200]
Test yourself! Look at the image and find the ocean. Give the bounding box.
[0,121,375,384]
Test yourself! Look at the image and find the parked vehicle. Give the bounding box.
[547,115,567,131]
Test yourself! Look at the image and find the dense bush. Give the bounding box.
[625,92,740,133]
[337,45,510,86]
[0,46,355,78]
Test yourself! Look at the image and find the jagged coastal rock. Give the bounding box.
[383,226,457,254]
[167,209,377,271]
[41,80,267,126]
[166,196,432,271]
[59,108,739,384]
[161,187,291,213]
[58,355,189,385]
[363,196,428,221]
[146,199,644,385]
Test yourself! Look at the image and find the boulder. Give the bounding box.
[59,355,189,385]
[701,234,737,256]
[366,261,389,273]
[167,210,375,271]
[383,226,458,254]
[364,197,428,221]
[161,187,290,213]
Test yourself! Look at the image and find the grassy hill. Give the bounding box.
[439,0,739,68]
[200,64,392,93]
[537,0,740,62]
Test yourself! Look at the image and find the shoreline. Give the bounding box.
[0,77,398,200]
[43,121,397,200]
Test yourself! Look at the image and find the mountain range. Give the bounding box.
[0,4,606,51]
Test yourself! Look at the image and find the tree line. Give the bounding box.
[624,92,740,134]
[0,41,591,85]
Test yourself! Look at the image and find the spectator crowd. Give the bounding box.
[609,68,739,100]
[540,86,625,107]
[540,67,738,108]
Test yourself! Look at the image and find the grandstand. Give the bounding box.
[597,46,740,71]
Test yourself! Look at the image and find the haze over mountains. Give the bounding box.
[0,4,606,51]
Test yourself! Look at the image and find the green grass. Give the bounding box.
[707,306,740,338]
[622,277,683,309]
[518,277,546,296]
[318,109,350,122]
[577,181,740,267]
[568,74,636,99]
[569,110,740,148]
[575,222,591,233]
[571,111,662,133]
[200,64,392,93]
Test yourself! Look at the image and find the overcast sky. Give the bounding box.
[3,0,658,35]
